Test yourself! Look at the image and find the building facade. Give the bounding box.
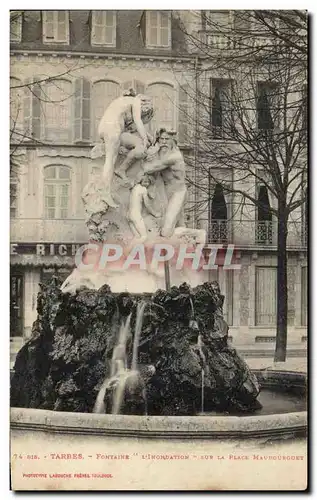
[10,10,307,364]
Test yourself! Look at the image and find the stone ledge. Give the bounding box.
[11,370,307,441]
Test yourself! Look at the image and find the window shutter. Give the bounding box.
[160,12,169,47]
[178,84,189,144]
[10,12,22,42]
[43,11,54,40]
[255,267,277,325]
[92,11,104,44]
[105,11,116,45]
[32,80,42,140]
[57,11,68,43]
[82,78,91,141]
[23,78,42,140]
[74,79,82,142]
[23,80,32,139]
[74,78,91,143]
[149,11,158,45]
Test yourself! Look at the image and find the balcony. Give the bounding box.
[203,219,307,249]
[10,218,89,243]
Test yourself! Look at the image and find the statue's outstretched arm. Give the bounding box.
[132,99,147,144]
[143,159,167,174]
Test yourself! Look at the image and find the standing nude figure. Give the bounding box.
[144,129,187,237]
[97,91,153,208]
[128,174,160,242]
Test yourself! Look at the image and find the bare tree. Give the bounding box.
[176,10,307,361]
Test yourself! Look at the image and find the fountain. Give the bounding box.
[10,90,307,490]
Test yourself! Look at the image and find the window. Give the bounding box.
[178,84,189,145]
[10,178,18,218]
[74,78,91,143]
[255,267,277,325]
[210,183,228,243]
[42,79,72,142]
[257,82,279,130]
[301,266,307,326]
[92,80,120,140]
[10,11,22,42]
[210,79,232,139]
[91,11,116,46]
[146,11,171,48]
[147,83,175,133]
[10,77,23,140]
[256,185,273,244]
[123,80,145,95]
[42,11,70,44]
[44,166,71,219]
[205,10,230,29]
[232,11,251,48]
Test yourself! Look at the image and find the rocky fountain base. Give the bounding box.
[11,278,263,416]
[10,278,307,491]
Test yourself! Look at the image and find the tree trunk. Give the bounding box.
[274,205,288,362]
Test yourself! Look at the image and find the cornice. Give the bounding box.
[10,48,195,65]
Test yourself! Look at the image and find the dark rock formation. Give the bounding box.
[11,278,261,415]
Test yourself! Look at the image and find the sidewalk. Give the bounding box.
[244,357,307,373]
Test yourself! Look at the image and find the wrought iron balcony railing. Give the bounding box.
[255,221,273,245]
[209,220,229,243]
[201,219,307,248]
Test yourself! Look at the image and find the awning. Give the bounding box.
[10,254,75,268]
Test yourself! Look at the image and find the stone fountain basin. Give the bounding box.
[11,370,306,440]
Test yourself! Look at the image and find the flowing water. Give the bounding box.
[110,313,132,376]
[94,304,147,415]
[131,301,146,371]
[190,298,206,413]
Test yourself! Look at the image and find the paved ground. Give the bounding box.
[244,357,307,373]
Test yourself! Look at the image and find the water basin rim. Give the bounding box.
[10,406,307,440]
[10,371,307,439]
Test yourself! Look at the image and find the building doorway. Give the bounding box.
[10,273,24,337]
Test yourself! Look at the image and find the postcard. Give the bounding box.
[10,9,307,491]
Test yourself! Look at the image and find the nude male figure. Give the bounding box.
[128,174,160,242]
[97,91,153,208]
[143,129,187,238]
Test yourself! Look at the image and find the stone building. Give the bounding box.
[10,10,307,363]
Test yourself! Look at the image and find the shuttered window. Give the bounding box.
[91,11,116,46]
[10,11,22,42]
[255,266,277,325]
[146,11,171,48]
[74,78,91,143]
[42,11,69,44]
[23,78,42,141]
[92,80,120,140]
[147,82,175,134]
[10,77,23,140]
[210,78,232,139]
[301,266,307,326]
[42,79,72,142]
[10,178,18,218]
[178,84,189,144]
[44,166,71,219]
